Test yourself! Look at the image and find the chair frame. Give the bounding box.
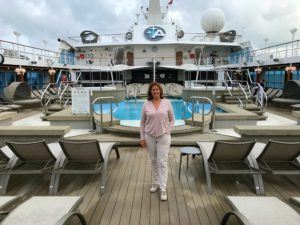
[197,141,264,195]
[0,140,57,194]
[221,196,300,225]
[256,140,300,175]
[49,139,119,194]
[0,196,87,225]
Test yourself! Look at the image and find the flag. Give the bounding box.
[168,0,173,5]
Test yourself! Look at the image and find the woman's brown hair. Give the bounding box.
[147,82,164,100]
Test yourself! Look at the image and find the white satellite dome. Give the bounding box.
[201,8,225,33]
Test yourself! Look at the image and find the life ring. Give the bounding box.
[0,54,4,65]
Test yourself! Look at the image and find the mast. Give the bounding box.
[147,0,163,25]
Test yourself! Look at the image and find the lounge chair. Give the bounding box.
[221,196,300,225]
[50,140,119,194]
[0,148,10,170]
[197,141,264,195]
[290,197,300,208]
[0,196,19,210]
[255,140,300,175]
[0,140,58,194]
[0,196,87,225]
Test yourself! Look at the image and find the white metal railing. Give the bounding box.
[229,39,300,65]
[0,39,60,66]
[190,96,213,127]
[237,83,249,108]
[92,96,116,132]
[256,83,268,113]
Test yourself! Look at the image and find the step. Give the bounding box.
[224,95,250,100]
[223,92,250,97]
[244,104,261,111]
[225,99,252,104]
[103,125,203,137]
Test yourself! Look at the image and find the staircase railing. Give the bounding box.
[58,82,80,107]
[224,71,235,102]
[256,83,268,113]
[237,83,249,108]
[41,83,59,113]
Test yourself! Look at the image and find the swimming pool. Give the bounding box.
[93,99,225,124]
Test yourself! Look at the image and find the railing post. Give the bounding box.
[191,98,194,126]
[211,90,217,132]
[110,101,113,126]
[100,101,103,133]
[91,96,116,133]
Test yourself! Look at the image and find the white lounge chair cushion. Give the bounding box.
[1,196,82,225]
[227,196,300,225]
[0,196,18,208]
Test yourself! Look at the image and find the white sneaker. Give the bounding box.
[150,184,159,193]
[160,190,167,201]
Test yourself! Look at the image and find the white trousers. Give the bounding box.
[145,133,171,191]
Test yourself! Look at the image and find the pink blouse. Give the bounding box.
[140,99,175,140]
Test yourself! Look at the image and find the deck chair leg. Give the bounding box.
[100,145,120,194]
[49,156,64,194]
[0,156,19,194]
[201,150,213,194]
[51,174,62,194]
[100,159,108,194]
[248,154,265,195]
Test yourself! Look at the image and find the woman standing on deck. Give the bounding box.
[140,82,175,201]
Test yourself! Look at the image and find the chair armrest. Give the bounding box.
[56,211,87,225]
[221,211,252,225]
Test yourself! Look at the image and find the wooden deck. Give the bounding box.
[4,147,300,225]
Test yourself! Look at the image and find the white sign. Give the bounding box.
[71,87,91,115]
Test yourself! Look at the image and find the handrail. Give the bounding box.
[224,71,234,102]
[40,83,52,107]
[190,96,213,127]
[92,96,116,132]
[256,83,268,113]
[237,83,249,108]
[41,83,58,114]
[59,82,77,107]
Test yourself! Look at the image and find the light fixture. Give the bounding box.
[285,66,296,72]
[48,68,56,76]
[15,67,26,75]
[255,67,262,73]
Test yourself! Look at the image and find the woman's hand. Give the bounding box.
[140,140,146,148]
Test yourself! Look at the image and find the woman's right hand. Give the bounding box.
[140,140,146,148]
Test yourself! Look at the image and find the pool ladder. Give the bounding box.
[190,96,214,131]
[91,96,116,132]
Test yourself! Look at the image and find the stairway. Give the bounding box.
[223,92,252,105]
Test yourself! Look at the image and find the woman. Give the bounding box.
[140,82,175,201]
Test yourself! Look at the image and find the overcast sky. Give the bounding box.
[0,0,299,51]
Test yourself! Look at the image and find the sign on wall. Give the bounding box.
[144,26,166,41]
[71,87,91,115]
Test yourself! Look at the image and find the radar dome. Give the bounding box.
[201,8,225,33]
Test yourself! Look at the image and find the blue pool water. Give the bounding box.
[93,99,225,120]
